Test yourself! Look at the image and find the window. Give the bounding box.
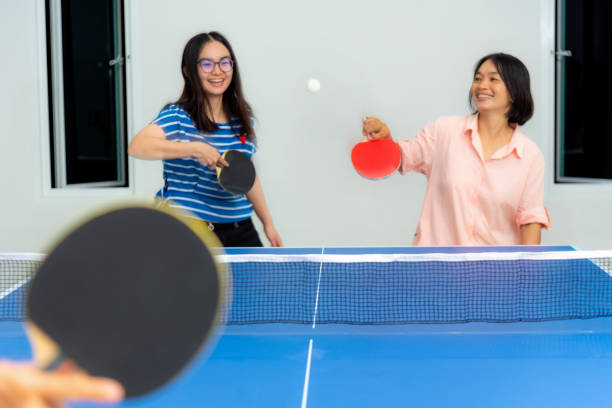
[47,0,128,188]
[555,0,612,182]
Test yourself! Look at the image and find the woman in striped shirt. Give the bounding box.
[129,32,282,247]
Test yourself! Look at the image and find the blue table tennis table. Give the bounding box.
[1,246,612,407]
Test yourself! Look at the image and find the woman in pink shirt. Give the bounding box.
[362,53,550,246]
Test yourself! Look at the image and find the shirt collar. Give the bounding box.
[464,113,525,159]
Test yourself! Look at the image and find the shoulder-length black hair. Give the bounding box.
[172,32,255,140]
[469,53,534,126]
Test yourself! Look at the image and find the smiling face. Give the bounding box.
[197,40,233,98]
[471,59,512,116]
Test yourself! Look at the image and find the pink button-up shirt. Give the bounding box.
[399,114,550,246]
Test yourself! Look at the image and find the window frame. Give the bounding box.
[554,0,612,183]
[46,0,130,189]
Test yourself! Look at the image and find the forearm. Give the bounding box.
[246,175,274,226]
[128,124,200,160]
[519,223,542,245]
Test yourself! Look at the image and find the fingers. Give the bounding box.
[216,157,230,168]
[263,226,282,247]
[0,362,124,405]
[361,116,374,139]
[205,155,221,170]
[271,235,283,247]
[361,116,389,140]
[362,116,386,140]
[212,157,228,171]
[196,142,226,169]
[27,373,124,403]
[0,374,23,407]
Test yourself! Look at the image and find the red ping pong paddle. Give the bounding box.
[351,138,401,179]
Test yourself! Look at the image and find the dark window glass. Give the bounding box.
[556,0,612,181]
[48,0,127,187]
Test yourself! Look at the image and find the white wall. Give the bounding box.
[1,0,612,251]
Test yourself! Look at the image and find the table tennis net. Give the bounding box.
[2,251,612,324]
[0,254,43,321]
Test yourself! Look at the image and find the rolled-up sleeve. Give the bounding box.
[515,152,551,230]
[398,121,437,177]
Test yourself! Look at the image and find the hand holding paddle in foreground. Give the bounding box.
[0,361,124,408]
[25,204,227,399]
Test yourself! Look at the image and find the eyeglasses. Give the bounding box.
[197,57,234,73]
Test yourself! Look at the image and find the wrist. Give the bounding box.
[191,141,207,158]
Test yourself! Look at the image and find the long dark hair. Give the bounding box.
[469,53,534,126]
[172,32,255,139]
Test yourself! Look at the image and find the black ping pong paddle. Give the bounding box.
[26,204,227,397]
[216,150,256,195]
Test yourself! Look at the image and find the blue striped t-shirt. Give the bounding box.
[152,104,257,223]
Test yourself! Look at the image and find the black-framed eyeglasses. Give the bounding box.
[197,57,234,73]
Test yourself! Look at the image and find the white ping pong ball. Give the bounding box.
[307,78,321,93]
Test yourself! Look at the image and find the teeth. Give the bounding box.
[478,94,492,98]
[209,79,223,83]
